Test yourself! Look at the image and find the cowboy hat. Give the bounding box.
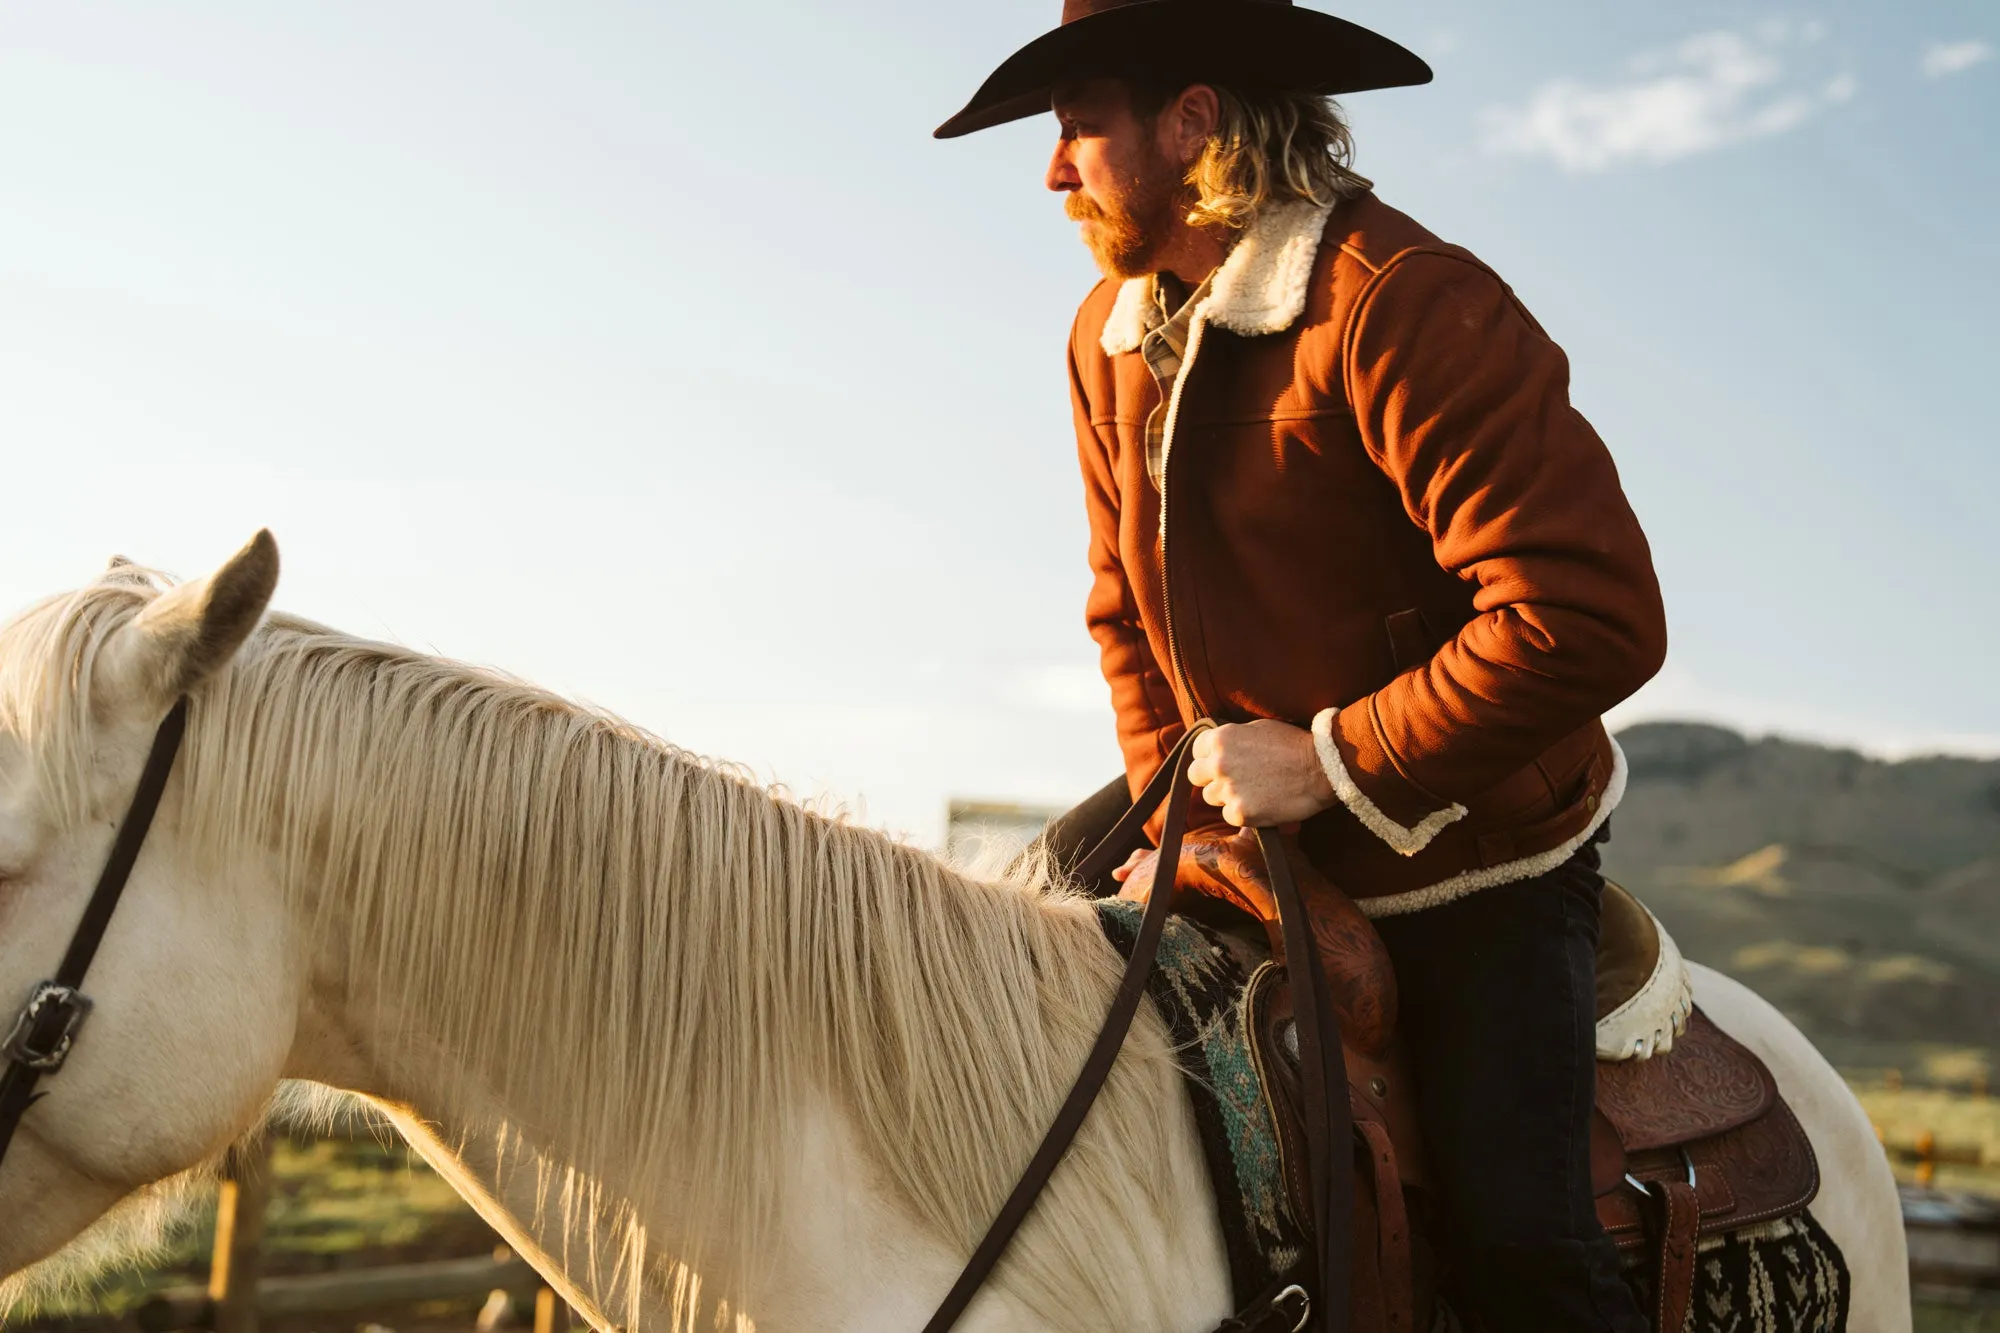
[934,0,1431,140]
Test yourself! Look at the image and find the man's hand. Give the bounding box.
[1114,829,1280,917]
[1189,719,1335,828]
[1112,847,1158,903]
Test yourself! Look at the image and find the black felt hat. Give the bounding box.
[934,0,1431,140]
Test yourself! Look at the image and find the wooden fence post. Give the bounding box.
[209,1139,275,1333]
[533,1286,570,1333]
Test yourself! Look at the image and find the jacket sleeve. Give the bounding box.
[1070,335,1187,824]
[1319,251,1667,847]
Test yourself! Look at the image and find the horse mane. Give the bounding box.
[0,570,1193,1331]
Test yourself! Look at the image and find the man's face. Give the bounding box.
[1047,80,1185,280]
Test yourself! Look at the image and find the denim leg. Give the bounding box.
[1373,838,1646,1333]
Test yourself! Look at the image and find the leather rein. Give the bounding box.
[921,720,1354,1333]
[0,698,190,1169]
[0,706,1352,1332]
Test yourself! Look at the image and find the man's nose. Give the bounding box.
[1046,142,1080,193]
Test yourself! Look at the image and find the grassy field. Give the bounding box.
[1856,1082,2000,1197]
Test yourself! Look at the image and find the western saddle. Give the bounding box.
[1156,829,1821,1333]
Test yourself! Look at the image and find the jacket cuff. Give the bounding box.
[1311,707,1467,857]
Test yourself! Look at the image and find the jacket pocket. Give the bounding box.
[1383,608,1433,674]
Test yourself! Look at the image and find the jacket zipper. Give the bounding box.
[1157,312,1207,722]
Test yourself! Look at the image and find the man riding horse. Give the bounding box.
[939,3,1669,1328]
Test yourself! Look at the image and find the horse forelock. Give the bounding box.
[0,571,165,825]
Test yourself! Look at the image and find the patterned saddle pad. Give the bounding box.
[1094,899,1308,1303]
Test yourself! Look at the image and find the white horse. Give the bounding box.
[0,534,1908,1332]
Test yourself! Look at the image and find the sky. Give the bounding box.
[1,1,1994,844]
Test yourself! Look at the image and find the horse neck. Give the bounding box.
[185,639,1211,1327]
[301,795,1186,1329]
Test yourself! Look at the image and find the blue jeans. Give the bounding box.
[1372,829,1646,1333]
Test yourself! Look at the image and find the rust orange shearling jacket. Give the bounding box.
[1069,192,1668,915]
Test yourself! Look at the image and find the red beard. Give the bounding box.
[1064,165,1183,279]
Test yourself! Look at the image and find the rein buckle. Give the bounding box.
[2,982,94,1072]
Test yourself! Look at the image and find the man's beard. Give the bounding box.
[1065,167,1183,280]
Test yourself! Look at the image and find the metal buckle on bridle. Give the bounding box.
[1,981,94,1072]
[0,700,187,1173]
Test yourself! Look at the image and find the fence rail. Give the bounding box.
[1905,1186,2000,1307]
[135,1256,544,1332]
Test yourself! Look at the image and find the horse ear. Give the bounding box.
[101,531,280,709]
[103,554,152,588]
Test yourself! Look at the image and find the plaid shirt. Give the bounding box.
[1141,271,1214,486]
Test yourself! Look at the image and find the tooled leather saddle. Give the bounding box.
[1152,829,1822,1333]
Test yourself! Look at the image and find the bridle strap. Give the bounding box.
[1256,825,1354,1332]
[920,721,1211,1333]
[0,697,191,1166]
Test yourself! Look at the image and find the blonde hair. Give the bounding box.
[1135,83,1372,231]
[0,569,1204,1332]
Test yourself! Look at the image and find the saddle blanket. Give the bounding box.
[1091,901,1852,1331]
[1094,899,1309,1303]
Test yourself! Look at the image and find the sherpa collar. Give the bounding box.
[1099,198,1336,357]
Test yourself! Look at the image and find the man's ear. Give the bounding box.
[98,530,280,712]
[1168,83,1221,166]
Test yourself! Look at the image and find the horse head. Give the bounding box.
[0,532,292,1304]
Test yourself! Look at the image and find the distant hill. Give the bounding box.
[1603,722,2000,1079]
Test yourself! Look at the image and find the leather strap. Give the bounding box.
[1026,773,1134,896]
[1650,1179,1701,1333]
[0,698,190,1168]
[1256,828,1353,1333]
[920,722,1212,1332]
[923,726,1354,1332]
[1354,1118,1411,1333]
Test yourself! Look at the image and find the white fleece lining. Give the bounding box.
[1355,737,1632,919]
[1198,198,1336,336]
[1101,277,1160,356]
[1099,198,1337,357]
[1595,906,1695,1061]
[1311,707,1468,856]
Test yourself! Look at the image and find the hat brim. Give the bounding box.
[934,1,1432,139]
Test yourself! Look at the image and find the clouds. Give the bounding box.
[1483,22,1857,173]
[1921,39,1993,79]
